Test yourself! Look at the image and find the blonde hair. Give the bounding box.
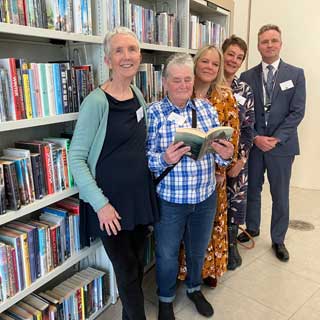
[193,45,228,97]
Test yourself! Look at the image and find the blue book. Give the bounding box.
[28,68,38,118]
[14,221,41,280]
[38,63,50,116]
[52,64,64,115]
[42,207,70,259]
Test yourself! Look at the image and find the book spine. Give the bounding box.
[3,162,21,210]
[37,227,47,276]
[8,58,22,120]
[52,63,64,115]
[31,153,43,200]
[9,245,19,295]
[15,59,26,119]
[45,63,56,116]
[38,63,50,117]
[21,62,33,119]
[0,164,6,214]
[20,232,32,287]
[0,244,9,299]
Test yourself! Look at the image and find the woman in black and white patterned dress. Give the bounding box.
[222,35,255,270]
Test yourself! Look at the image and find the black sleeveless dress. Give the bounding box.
[80,91,159,246]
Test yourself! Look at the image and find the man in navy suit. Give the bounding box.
[237,24,306,261]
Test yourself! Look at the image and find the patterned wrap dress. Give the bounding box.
[179,88,240,280]
[227,77,255,225]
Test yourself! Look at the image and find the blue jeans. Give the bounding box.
[154,192,217,302]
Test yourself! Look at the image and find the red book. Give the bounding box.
[0,58,22,120]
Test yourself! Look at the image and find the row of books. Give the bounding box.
[0,266,108,319]
[106,0,179,47]
[133,63,164,104]
[0,0,93,35]
[0,58,94,122]
[189,15,226,49]
[0,196,81,302]
[0,137,73,214]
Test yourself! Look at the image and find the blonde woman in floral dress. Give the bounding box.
[179,45,240,287]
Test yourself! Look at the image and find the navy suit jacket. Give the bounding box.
[240,60,306,156]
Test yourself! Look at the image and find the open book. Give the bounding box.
[174,126,234,160]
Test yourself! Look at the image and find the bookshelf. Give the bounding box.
[0,240,103,313]
[0,0,233,316]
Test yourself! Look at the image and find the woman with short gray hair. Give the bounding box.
[69,27,158,320]
[147,52,234,320]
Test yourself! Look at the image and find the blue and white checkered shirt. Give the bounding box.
[146,96,229,204]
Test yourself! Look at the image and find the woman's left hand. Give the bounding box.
[211,139,234,160]
[227,159,245,178]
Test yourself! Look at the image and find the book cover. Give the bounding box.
[3,226,31,287]
[0,163,6,214]
[29,220,49,275]
[3,148,36,203]
[0,159,21,211]
[21,61,33,119]
[14,141,47,196]
[0,228,25,291]
[38,63,50,117]
[8,221,39,282]
[30,153,44,200]
[174,126,234,160]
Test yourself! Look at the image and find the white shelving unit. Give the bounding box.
[0,0,233,316]
[0,240,102,313]
[0,113,78,132]
[0,188,78,226]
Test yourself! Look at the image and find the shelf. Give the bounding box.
[0,240,102,313]
[190,0,230,15]
[0,113,79,132]
[0,23,104,44]
[88,296,113,320]
[0,187,79,226]
[140,42,188,54]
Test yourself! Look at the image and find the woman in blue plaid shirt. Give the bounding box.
[146,53,234,320]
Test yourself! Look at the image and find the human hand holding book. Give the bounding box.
[174,126,234,160]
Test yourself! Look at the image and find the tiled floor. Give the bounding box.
[98,186,320,319]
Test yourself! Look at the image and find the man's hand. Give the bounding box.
[211,139,234,160]
[163,141,191,165]
[254,136,279,152]
[97,203,121,236]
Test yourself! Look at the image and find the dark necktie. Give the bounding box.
[265,64,274,106]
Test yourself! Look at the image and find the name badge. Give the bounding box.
[280,80,294,91]
[168,112,186,125]
[136,107,144,122]
[234,93,246,105]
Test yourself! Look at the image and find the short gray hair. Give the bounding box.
[103,27,140,57]
[163,53,194,79]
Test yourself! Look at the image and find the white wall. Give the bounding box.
[234,0,320,190]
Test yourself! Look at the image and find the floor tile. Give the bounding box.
[223,259,319,316]
[260,226,320,284]
[176,285,286,320]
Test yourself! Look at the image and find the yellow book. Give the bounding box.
[21,62,33,119]
[2,227,31,287]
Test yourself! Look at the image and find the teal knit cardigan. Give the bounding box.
[69,85,148,212]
